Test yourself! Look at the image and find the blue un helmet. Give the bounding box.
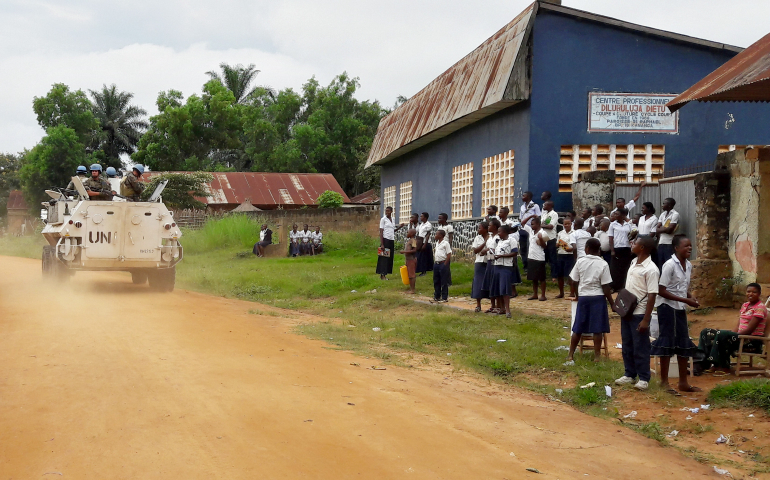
[132,164,145,175]
[105,166,117,177]
[89,164,102,172]
[76,165,87,174]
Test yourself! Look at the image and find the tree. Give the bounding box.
[19,126,88,207]
[316,190,344,209]
[133,81,243,171]
[0,153,22,217]
[32,83,99,146]
[90,84,148,168]
[206,63,274,104]
[140,172,213,210]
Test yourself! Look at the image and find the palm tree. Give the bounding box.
[206,63,275,104]
[89,84,148,166]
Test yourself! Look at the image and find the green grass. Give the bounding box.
[0,233,47,259]
[708,378,770,412]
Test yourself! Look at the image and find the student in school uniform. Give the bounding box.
[431,230,452,303]
[570,218,593,259]
[556,218,576,298]
[436,213,454,285]
[311,227,323,255]
[399,228,419,294]
[651,235,701,394]
[579,208,592,229]
[481,219,501,313]
[609,207,633,291]
[485,205,500,223]
[565,238,615,364]
[540,200,559,280]
[594,218,612,264]
[416,212,434,277]
[471,222,491,312]
[656,197,680,270]
[527,217,548,301]
[589,204,606,231]
[519,191,541,270]
[408,213,420,231]
[377,206,405,279]
[299,224,313,256]
[492,224,519,318]
[289,224,301,257]
[253,223,273,257]
[637,202,658,264]
[611,182,646,214]
[615,236,660,391]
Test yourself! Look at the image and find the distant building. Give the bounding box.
[142,172,353,212]
[6,190,32,235]
[367,0,770,218]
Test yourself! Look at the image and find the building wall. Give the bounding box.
[529,11,770,211]
[380,104,530,222]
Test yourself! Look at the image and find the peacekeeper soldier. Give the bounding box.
[83,164,114,200]
[65,165,88,192]
[105,166,118,178]
[120,164,146,202]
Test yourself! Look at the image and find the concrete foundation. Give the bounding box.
[571,170,615,216]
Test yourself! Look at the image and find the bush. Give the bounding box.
[182,214,270,252]
[316,190,344,209]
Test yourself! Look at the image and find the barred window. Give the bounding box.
[383,185,396,213]
[451,162,473,220]
[481,150,514,216]
[399,181,412,224]
[559,144,665,192]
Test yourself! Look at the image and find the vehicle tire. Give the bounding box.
[131,270,148,285]
[164,267,176,292]
[42,246,54,277]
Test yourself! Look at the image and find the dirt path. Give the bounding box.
[0,256,713,479]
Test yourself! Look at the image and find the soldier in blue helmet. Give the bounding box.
[83,164,114,200]
[120,164,146,201]
[105,166,118,178]
[65,166,89,192]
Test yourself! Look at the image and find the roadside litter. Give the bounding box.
[623,411,637,418]
[580,382,595,389]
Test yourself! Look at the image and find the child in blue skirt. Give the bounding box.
[565,238,615,364]
[471,222,491,312]
[492,224,519,318]
[482,219,501,313]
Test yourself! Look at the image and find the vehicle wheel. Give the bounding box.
[163,267,176,292]
[131,270,148,285]
[42,246,54,277]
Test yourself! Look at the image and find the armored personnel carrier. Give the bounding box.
[40,177,183,291]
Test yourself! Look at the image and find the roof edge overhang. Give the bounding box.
[539,2,743,54]
[368,100,523,166]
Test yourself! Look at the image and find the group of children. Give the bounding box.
[289,224,323,257]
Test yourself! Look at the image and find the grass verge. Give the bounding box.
[708,378,770,412]
[0,233,47,259]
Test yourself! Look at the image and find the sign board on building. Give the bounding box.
[588,92,679,134]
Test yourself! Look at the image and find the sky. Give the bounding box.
[1,0,768,154]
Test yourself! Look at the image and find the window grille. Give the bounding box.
[383,186,396,213]
[399,181,412,224]
[451,163,473,220]
[559,144,665,192]
[481,150,514,216]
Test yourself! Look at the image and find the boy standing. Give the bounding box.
[519,191,541,270]
[656,197,680,269]
[432,230,452,303]
[615,236,660,391]
[541,200,559,280]
[400,228,419,294]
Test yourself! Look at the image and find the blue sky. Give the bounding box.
[1,0,767,154]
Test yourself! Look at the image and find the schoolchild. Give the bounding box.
[565,238,615,364]
[492,224,519,318]
[609,207,633,291]
[615,236,660,391]
[482,219,502,313]
[471,222,491,312]
[541,199,559,279]
[594,218,612,264]
[570,218,593,259]
[651,235,701,394]
[527,217,548,301]
[431,230,452,303]
[555,218,576,299]
[416,212,434,276]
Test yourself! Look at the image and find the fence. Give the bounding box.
[614,174,697,259]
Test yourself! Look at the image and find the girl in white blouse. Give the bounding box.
[608,207,633,291]
[471,222,491,312]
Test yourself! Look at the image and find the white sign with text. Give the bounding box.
[588,92,678,134]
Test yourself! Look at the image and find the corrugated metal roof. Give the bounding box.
[7,190,27,210]
[365,3,536,168]
[366,1,745,167]
[349,189,379,204]
[142,172,350,208]
[668,31,770,112]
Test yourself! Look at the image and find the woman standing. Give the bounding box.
[608,207,633,291]
[377,206,404,280]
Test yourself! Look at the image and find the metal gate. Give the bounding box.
[614,175,697,259]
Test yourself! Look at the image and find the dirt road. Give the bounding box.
[0,256,710,479]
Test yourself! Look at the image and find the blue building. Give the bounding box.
[367,0,770,219]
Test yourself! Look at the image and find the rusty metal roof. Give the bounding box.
[349,189,379,205]
[366,1,744,167]
[142,172,350,208]
[668,31,770,112]
[7,190,27,210]
[365,3,536,168]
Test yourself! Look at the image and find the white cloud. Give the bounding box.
[1,0,768,154]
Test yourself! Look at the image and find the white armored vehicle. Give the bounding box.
[41,177,183,291]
